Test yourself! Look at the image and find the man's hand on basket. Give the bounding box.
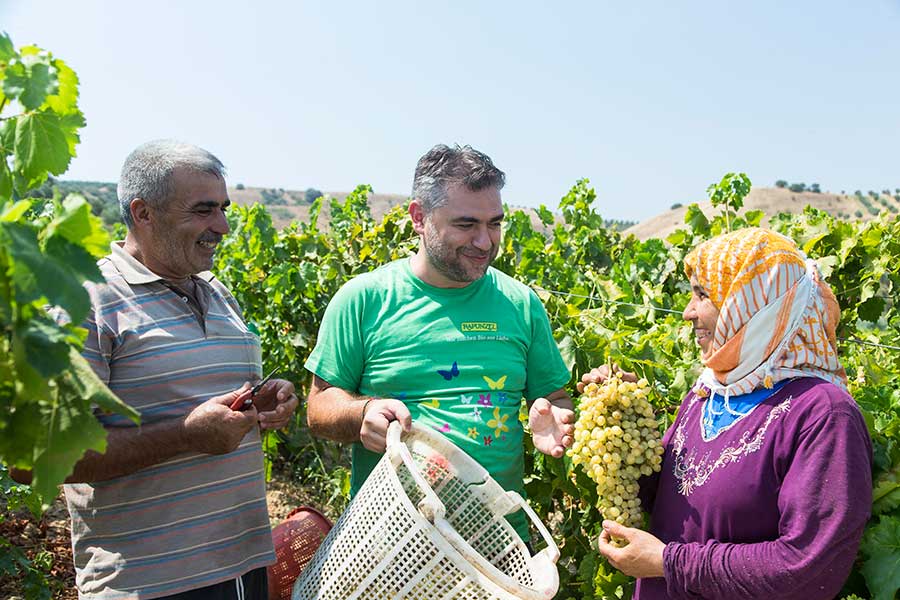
[529,394,574,458]
[359,398,412,453]
[577,363,638,394]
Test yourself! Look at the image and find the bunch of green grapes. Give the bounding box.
[568,376,664,529]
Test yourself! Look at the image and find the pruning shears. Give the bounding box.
[230,367,279,411]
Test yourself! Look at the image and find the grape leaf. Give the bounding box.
[0,198,30,222]
[13,111,71,190]
[0,350,48,464]
[872,461,900,515]
[43,58,79,115]
[577,551,599,597]
[815,255,839,279]
[0,221,91,324]
[2,55,58,111]
[57,110,85,156]
[27,346,138,501]
[0,466,43,518]
[860,515,900,600]
[594,557,632,598]
[744,209,764,226]
[0,118,14,152]
[666,229,687,246]
[707,172,751,213]
[64,348,139,424]
[858,297,885,323]
[537,204,554,226]
[0,32,15,62]
[1,61,27,99]
[684,204,709,235]
[19,61,56,110]
[44,236,102,283]
[0,156,12,199]
[17,317,72,378]
[46,194,110,258]
[30,387,107,502]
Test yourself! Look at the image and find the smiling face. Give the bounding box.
[410,184,503,288]
[683,275,721,356]
[138,168,231,280]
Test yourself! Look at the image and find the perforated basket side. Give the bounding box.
[292,423,559,600]
[400,424,559,599]
[293,445,526,600]
[291,459,422,599]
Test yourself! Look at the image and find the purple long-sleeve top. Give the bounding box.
[635,377,872,600]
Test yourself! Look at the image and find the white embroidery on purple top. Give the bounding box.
[672,395,792,496]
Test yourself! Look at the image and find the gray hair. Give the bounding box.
[411,144,505,214]
[117,139,226,228]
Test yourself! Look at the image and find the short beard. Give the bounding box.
[423,227,491,283]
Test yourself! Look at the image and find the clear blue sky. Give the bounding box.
[4,1,899,221]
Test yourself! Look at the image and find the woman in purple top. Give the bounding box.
[582,228,872,599]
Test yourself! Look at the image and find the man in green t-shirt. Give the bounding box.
[305,144,574,537]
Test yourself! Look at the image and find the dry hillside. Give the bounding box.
[57,181,897,237]
[227,187,568,233]
[228,187,409,229]
[624,188,900,241]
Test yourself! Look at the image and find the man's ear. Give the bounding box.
[129,198,152,227]
[409,199,426,235]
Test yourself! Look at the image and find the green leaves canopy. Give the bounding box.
[861,515,900,600]
[0,33,137,503]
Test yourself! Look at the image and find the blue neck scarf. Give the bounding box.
[701,379,791,439]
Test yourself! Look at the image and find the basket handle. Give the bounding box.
[502,491,560,564]
[386,421,447,523]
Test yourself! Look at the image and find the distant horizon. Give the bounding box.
[58,176,895,229]
[5,1,898,221]
[55,175,878,199]
[48,158,900,223]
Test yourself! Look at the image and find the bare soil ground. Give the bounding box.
[0,493,76,599]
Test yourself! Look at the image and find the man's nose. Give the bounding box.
[212,209,230,235]
[472,226,491,251]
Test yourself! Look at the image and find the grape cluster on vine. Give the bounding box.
[569,376,664,531]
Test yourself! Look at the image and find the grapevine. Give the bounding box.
[569,376,664,531]
[0,35,891,594]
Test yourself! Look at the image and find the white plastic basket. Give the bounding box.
[292,421,560,600]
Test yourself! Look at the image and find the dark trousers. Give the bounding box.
[157,567,268,600]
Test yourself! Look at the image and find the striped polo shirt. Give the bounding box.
[64,242,275,599]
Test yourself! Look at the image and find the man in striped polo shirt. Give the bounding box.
[16,140,299,599]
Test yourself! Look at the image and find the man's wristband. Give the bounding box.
[360,397,375,425]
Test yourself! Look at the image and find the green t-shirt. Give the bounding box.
[305,259,570,535]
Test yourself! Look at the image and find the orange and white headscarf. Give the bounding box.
[684,227,847,397]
